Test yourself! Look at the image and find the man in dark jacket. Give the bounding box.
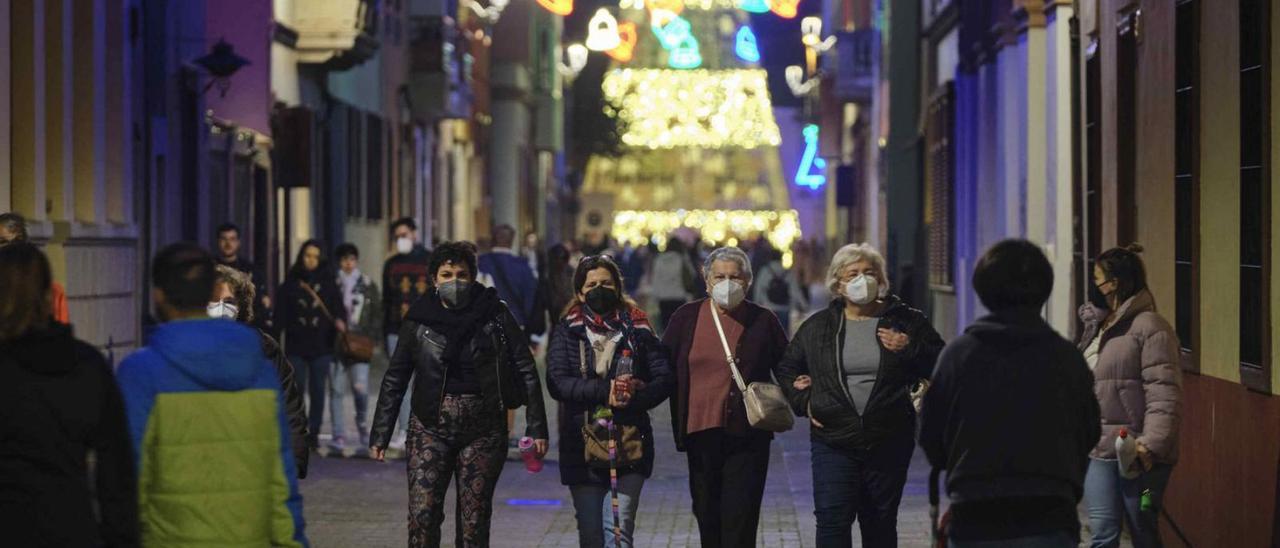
[216,223,271,331]
[477,224,542,336]
[382,218,431,451]
[919,239,1101,547]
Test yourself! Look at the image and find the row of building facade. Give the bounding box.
[1,0,568,359]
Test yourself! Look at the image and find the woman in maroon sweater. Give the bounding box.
[662,246,790,548]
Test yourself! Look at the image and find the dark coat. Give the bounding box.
[661,299,789,451]
[370,288,550,448]
[919,308,1101,506]
[0,325,139,547]
[258,330,310,478]
[273,272,345,359]
[382,246,432,335]
[776,296,944,451]
[545,310,674,485]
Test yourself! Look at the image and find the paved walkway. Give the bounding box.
[301,362,940,547]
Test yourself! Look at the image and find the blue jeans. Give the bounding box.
[329,361,370,443]
[569,474,646,548]
[1085,458,1173,548]
[812,435,915,548]
[950,531,1076,548]
[289,354,333,443]
[386,333,413,440]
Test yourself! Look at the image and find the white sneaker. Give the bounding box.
[389,431,407,452]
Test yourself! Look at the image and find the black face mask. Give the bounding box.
[584,286,621,314]
[1088,281,1112,309]
[438,280,473,308]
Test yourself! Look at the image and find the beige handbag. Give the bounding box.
[710,304,794,433]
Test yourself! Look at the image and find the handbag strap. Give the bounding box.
[709,302,749,393]
[299,281,336,324]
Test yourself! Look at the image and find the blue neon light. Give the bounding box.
[651,15,693,50]
[735,26,760,63]
[505,499,564,507]
[669,35,702,69]
[794,124,827,189]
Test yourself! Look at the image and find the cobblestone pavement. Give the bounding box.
[302,362,943,547]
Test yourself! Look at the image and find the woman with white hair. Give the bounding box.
[777,243,944,548]
[662,246,791,547]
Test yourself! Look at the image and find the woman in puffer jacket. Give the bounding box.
[1077,244,1181,548]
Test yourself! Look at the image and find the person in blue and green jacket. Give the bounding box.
[117,243,308,547]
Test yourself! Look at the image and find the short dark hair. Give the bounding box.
[573,254,626,300]
[215,223,240,237]
[972,239,1054,312]
[492,224,516,248]
[428,241,478,282]
[0,212,30,244]
[0,243,53,340]
[1096,243,1148,304]
[152,242,217,311]
[335,243,359,260]
[390,217,417,236]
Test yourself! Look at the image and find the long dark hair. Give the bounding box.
[1095,243,1148,304]
[289,239,328,280]
[0,243,52,341]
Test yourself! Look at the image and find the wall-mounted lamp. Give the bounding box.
[193,39,250,97]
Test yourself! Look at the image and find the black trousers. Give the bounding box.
[685,428,772,548]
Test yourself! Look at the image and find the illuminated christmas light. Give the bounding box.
[801,16,837,51]
[646,0,684,15]
[650,12,693,50]
[737,0,771,13]
[794,124,826,189]
[536,0,573,16]
[602,69,782,149]
[668,34,702,68]
[613,209,802,262]
[621,0,739,10]
[769,0,799,18]
[734,26,760,63]
[607,22,638,62]
[586,9,622,51]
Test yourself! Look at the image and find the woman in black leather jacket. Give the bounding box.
[369,241,549,547]
[777,243,943,548]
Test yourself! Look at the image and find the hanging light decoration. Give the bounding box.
[586,8,623,51]
[607,22,639,62]
[646,0,685,15]
[801,16,837,51]
[536,0,574,15]
[794,124,827,189]
[736,0,771,14]
[785,65,817,96]
[650,11,693,50]
[734,26,760,63]
[668,34,702,69]
[769,0,799,18]
[601,68,781,149]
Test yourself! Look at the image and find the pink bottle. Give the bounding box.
[519,436,543,474]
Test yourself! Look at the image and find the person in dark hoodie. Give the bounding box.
[370,241,550,547]
[919,239,1101,547]
[275,239,347,448]
[0,243,138,547]
[212,264,310,478]
[777,242,944,548]
[116,243,306,546]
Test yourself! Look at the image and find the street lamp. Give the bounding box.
[193,39,250,97]
[787,17,836,97]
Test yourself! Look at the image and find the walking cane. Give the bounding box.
[608,420,622,548]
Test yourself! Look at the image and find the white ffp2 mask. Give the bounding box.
[844,274,879,305]
[395,237,414,255]
[711,280,746,309]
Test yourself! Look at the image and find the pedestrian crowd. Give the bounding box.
[0,208,1181,548]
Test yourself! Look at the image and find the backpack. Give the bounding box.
[766,265,790,305]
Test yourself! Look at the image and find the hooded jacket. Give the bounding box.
[371,284,550,448]
[116,319,307,547]
[0,324,139,547]
[1077,289,1182,463]
[776,296,943,451]
[919,308,1100,538]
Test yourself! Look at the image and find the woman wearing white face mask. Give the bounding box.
[661,246,790,547]
[210,264,310,478]
[776,242,944,548]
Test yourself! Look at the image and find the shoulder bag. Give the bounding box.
[579,340,645,469]
[301,282,375,363]
[710,304,794,432]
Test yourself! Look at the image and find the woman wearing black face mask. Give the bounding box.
[546,255,674,548]
[369,241,549,547]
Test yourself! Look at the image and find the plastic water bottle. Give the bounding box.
[1115,427,1140,479]
[518,437,543,474]
[614,350,635,403]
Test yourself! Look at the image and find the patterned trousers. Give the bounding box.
[407,394,508,548]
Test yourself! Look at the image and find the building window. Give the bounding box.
[925,82,955,289]
[1075,38,1102,319]
[1175,0,1200,369]
[1239,0,1272,391]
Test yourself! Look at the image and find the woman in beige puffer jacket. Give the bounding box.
[1077,244,1181,548]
